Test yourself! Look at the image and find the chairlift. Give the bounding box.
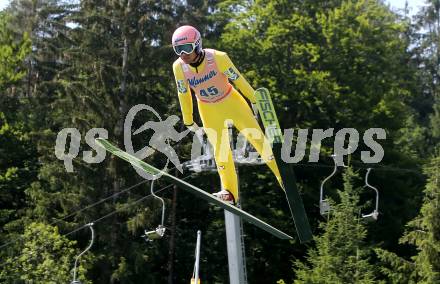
[228,125,264,165]
[319,155,338,216]
[71,223,94,284]
[183,131,217,172]
[361,168,380,222]
[143,179,167,241]
[233,132,265,165]
[184,123,266,171]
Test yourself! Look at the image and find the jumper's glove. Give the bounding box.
[186,122,201,133]
[186,123,205,144]
[251,103,259,118]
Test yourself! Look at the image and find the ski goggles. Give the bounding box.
[173,42,197,55]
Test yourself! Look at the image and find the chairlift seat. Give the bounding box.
[144,225,166,241]
[320,200,331,216]
[362,210,379,222]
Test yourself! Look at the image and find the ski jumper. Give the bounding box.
[173,48,282,201]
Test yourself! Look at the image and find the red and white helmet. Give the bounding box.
[172,25,202,55]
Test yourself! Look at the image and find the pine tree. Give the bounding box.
[0,0,433,282]
[0,8,37,273]
[219,0,420,280]
[402,153,440,282]
[376,153,440,283]
[14,0,184,282]
[412,0,440,151]
[279,168,376,284]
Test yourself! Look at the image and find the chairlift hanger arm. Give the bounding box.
[362,168,380,220]
[365,168,379,210]
[320,155,338,203]
[150,179,166,226]
[72,223,94,284]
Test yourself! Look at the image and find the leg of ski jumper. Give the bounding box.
[230,92,283,187]
[199,99,239,202]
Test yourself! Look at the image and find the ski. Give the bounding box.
[254,87,313,243]
[95,138,293,240]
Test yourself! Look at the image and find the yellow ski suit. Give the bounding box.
[172,48,281,201]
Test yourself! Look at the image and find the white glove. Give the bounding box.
[186,123,205,143]
[186,122,200,132]
[251,103,259,117]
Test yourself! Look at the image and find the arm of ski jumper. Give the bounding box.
[172,60,194,126]
[215,51,257,104]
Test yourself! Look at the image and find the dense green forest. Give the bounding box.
[0,0,439,283]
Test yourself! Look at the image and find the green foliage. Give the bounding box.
[410,0,440,153]
[375,154,440,283]
[220,0,410,134]
[0,109,36,230]
[0,11,30,91]
[220,0,422,281]
[401,154,440,282]
[0,0,438,282]
[370,0,440,281]
[285,168,376,284]
[374,248,416,284]
[0,222,91,283]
